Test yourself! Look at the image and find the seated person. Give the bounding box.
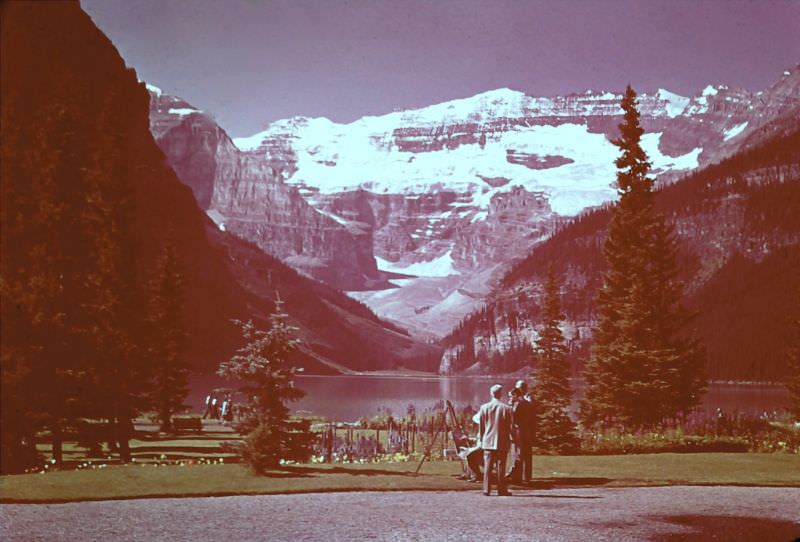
[462,444,482,481]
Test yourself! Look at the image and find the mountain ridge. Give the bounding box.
[149,66,799,337]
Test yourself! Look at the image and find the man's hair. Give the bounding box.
[490,384,503,398]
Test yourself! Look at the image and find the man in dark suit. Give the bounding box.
[478,383,513,496]
[511,379,535,483]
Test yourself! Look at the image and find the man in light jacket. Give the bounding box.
[478,383,514,496]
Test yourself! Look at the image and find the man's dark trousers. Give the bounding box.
[519,441,532,482]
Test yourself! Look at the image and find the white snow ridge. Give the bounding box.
[656,88,689,118]
[168,108,201,117]
[723,121,748,141]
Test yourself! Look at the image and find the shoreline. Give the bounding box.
[293,373,790,387]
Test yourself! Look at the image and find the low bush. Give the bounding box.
[579,431,750,454]
[577,412,800,455]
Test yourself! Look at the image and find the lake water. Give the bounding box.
[190,375,791,422]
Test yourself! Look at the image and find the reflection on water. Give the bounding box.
[189,374,791,422]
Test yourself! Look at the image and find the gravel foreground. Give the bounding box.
[2,486,799,541]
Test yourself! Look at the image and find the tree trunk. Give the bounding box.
[159,411,172,434]
[51,419,63,468]
[116,417,132,463]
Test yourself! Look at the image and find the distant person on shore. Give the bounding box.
[508,379,534,483]
[202,394,213,419]
[220,396,229,425]
[477,383,513,496]
[222,395,234,425]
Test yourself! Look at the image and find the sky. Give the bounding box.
[81,0,800,137]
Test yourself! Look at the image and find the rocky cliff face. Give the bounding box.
[148,94,381,290]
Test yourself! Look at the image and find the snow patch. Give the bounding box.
[168,108,200,117]
[206,209,226,231]
[471,211,488,223]
[145,83,162,96]
[656,89,690,118]
[723,121,749,141]
[376,250,459,277]
[641,132,701,171]
[388,278,416,287]
[315,208,349,225]
[582,91,619,101]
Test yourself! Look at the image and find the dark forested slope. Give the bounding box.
[1,1,439,374]
[443,129,800,380]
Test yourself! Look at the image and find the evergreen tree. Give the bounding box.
[532,266,578,453]
[218,296,311,473]
[580,86,706,429]
[146,239,189,432]
[1,88,94,470]
[2,4,167,471]
[78,90,149,462]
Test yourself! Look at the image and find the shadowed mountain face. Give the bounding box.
[0,1,440,374]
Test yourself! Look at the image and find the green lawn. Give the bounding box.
[2,453,798,503]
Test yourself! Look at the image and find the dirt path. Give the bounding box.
[2,486,799,541]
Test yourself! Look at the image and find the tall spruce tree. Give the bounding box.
[532,266,578,453]
[146,239,189,432]
[580,85,706,429]
[79,90,149,462]
[1,91,86,470]
[218,296,311,473]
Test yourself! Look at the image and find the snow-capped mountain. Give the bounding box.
[149,66,799,338]
[234,87,710,214]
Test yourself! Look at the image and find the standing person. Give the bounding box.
[506,387,523,482]
[224,395,234,425]
[220,396,230,425]
[514,379,535,482]
[202,394,213,419]
[210,396,219,420]
[478,384,514,496]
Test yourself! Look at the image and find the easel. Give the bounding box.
[414,409,449,474]
[414,400,468,474]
